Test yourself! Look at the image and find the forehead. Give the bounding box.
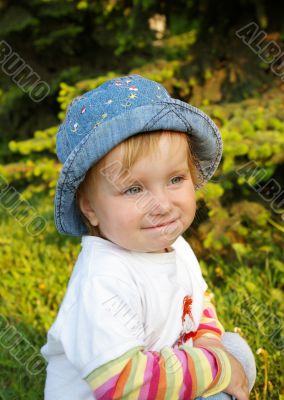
[99,134,189,185]
[112,133,187,162]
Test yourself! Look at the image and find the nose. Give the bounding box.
[149,188,172,216]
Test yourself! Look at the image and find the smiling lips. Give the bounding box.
[144,219,177,229]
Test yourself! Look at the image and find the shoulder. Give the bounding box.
[55,242,139,320]
[173,235,208,289]
[74,237,137,285]
[172,234,197,259]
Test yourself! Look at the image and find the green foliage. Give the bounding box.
[0,6,38,35]
[0,194,81,398]
[192,90,284,258]
[0,1,283,397]
[199,252,284,399]
[0,194,80,332]
[0,0,282,143]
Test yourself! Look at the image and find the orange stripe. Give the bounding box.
[156,357,167,399]
[113,359,132,398]
[194,329,221,339]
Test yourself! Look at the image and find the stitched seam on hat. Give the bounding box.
[164,101,222,179]
[158,101,217,126]
[64,175,86,193]
[141,106,170,130]
[144,104,193,133]
[170,106,193,133]
[164,107,207,185]
[142,103,221,181]
[171,101,223,182]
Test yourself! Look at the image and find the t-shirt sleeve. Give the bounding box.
[59,274,145,379]
[84,342,232,399]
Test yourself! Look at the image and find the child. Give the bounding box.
[41,75,256,399]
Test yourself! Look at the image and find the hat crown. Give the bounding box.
[56,75,171,163]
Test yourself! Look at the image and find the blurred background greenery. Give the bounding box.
[0,0,283,398]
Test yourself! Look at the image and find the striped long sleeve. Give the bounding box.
[193,291,226,342]
[84,343,231,399]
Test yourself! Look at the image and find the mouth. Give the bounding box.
[143,219,177,230]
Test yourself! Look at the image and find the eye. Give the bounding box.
[170,176,184,184]
[123,176,185,195]
[123,186,143,195]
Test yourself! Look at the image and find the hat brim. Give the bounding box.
[54,99,222,236]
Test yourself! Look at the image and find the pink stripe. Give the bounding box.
[94,373,120,399]
[198,324,221,334]
[204,308,215,318]
[147,351,160,398]
[138,351,155,400]
[200,348,217,379]
[173,349,192,399]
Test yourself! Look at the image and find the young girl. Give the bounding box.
[41,75,256,399]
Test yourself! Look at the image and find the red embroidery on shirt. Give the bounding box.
[182,295,193,320]
[175,295,197,347]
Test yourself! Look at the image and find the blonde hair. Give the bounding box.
[76,130,200,236]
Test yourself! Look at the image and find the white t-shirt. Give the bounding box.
[40,234,207,400]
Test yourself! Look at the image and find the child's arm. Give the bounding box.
[193,291,226,343]
[191,291,249,399]
[84,342,231,399]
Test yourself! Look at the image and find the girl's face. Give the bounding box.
[80,135,196,253]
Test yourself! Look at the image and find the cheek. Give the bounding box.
[181,188,196,213]
[190,196,197,213]
[181,184,196,202]
[109,198,141,225]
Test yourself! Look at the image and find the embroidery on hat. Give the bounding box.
[128,93,137,99]
[105,99,113,105]
[93,121,102,128]
[113,77,136,90]
[155,83,169,96]
[121,101,132,107]
[92,112,108,129]
[71,122,79,133]
[81,106,86,114]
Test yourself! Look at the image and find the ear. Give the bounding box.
[77,193,99,226]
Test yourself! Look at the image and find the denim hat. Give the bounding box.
[55,74,222,236]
